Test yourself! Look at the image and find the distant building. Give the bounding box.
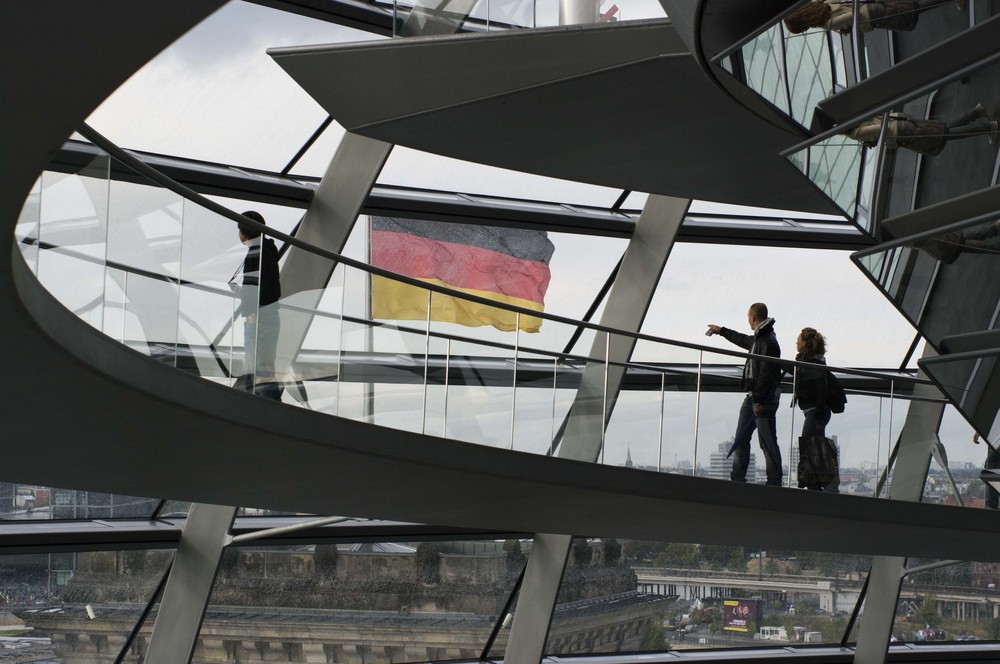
[707,441,757,482]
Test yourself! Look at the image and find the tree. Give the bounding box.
[416,542,440,584]
[701,545,743,570]
[638,617,668,651]
[573,538,593,566]
[913,594,940,628]
[989,618,1000,640]
[314,544,338,578]
[504,539,525,580]
[603,538,622,566]
[654,543,700,568]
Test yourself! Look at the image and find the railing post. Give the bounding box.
[788,366,798,488]
[600,331,609,464]
[693,350,703,477]
[511,312,520,450]
[443,337,451,437]
[422,289,431,435]
[657,371,665,473]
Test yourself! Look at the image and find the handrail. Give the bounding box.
[71,123,934,391]
[22,232,926,395]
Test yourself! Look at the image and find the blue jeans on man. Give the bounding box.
[730,393,782,486]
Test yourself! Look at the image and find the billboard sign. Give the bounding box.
[723,599,760,633]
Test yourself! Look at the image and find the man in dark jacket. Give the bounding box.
[707,302,783,486]
[232,210,282,400]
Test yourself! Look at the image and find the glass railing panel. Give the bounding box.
[372,328,437,435]
[117,272,184,362]
[16,178,41,273]
[7,548,173,662]
[440,336,517,447]
[175,278,239,382]
[604,387,661,469]
[510,347,567,455]
[202,539,524,661]
[106,158,183,279]
[658,374,700,477]
[34,156,111,331]
[293,269,348,416]
[549,539,871,655]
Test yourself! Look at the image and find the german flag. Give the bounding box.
[370,217,554,332]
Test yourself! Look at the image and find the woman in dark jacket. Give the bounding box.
[794,328,838,491]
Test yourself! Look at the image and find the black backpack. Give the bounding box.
[827,373,847,414]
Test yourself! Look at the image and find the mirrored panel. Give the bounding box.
[855,216,1000,350]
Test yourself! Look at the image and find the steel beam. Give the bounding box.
[145,503,237,664]
[502,533,573,664]
[855,347,945,664]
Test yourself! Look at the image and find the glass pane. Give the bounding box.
[741,25,789,115]
[10,549,173,662]
[378,147,626,209]
[202,539,524,661]
[0,484,160,520]
[895,558,1000,643]
[86,2,380,172]
[547,539,870,655]
[855,216,1000,349]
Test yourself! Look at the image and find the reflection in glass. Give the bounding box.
[742,25,789,116]
[855,216,1000,348]
[787,135,865,219]
[923,352,1000,446]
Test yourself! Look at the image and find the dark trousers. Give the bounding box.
[731,393,782,486]
[987,447,1000,509]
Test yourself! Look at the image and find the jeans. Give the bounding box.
[731,393,782,486]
